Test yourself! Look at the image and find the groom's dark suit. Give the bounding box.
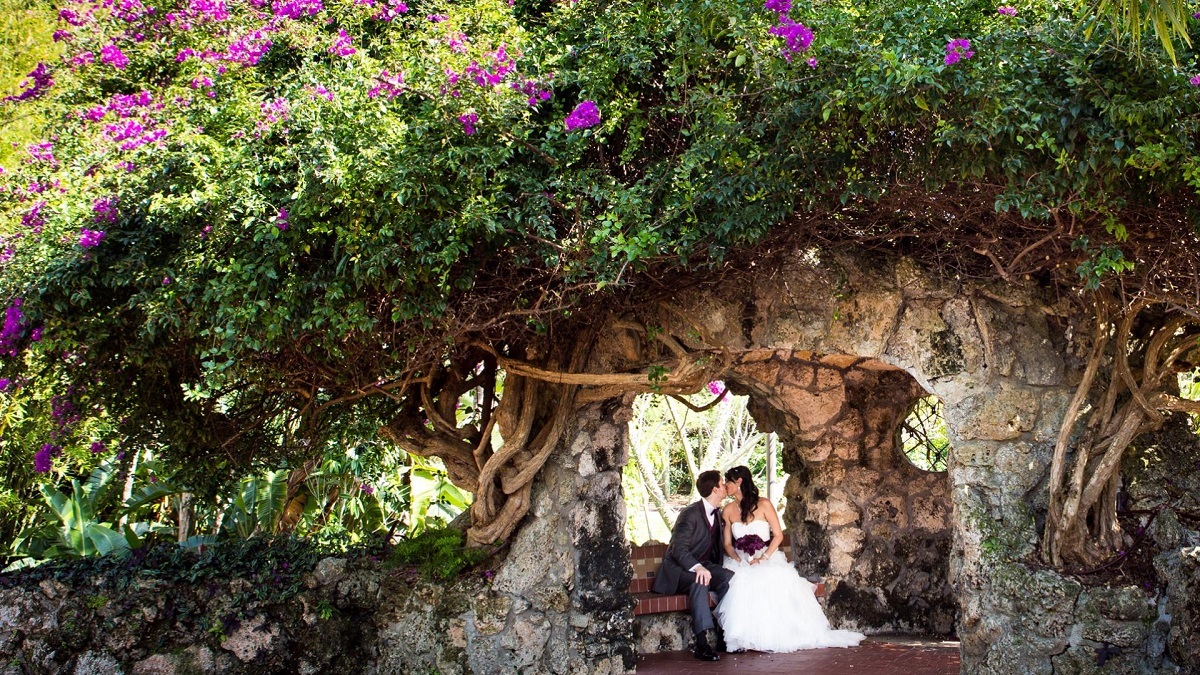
[652,499,734,635]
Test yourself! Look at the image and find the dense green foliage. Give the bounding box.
[389,525,488,580]
[1,0,1199,559]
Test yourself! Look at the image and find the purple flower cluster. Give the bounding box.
[79,229,107,248]
[769,18,814,60]
[178,0,230,23]
[564,100,601,131]
[944,38,974,65]
[360,483,375,495]
[106,119,144,143]
[465,45,515,87]
[259,97,291,130]
[93,196,119,223]
[367,69,404,99]
[57,6,90,26]
[22,201,47,233]
[101,44,130,70]
[733,533,768,557]
[996,6,1017,16]
[27,142,56,164]
[3,63,54,104]
[329,29,356,56]
[373,0,407,21]
[51,393,81,430]
[272,0,323,19]
[34,444,61,473]
[306,84,334,100]
[513,78,552,107]
[225,30,274,66]
[276,207,289,230]
[447,32,469,53]
[459,112,478,135]
[707,380,724,395]
[764,0,813,61]
[1190,74,1200,87]
[113,0,150,22]
[0,299,25,356]
[90,441,107,454]
[426,13,447,22]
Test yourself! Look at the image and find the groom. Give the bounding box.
[652,470,734,661]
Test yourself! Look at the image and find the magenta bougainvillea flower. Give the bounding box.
[100,44,130,70]
[367,70,404,99]
[79,229,107,248]
[3,63,54,103]
[459,112,479,135]
[34,444,61,473]
[769,17,814,60]
[564,100,601,131]
[329,29,356,56]
[93,197,119,223]
[944,38,974,65]
[996,6,1017,16]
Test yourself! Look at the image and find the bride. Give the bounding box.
[714,465,866,653]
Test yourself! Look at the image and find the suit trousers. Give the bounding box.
[685,562,734,635]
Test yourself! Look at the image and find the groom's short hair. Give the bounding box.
[696,470,722,498]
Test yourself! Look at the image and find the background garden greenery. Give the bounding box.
[1,0,1199,565]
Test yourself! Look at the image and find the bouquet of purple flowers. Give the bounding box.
[733,533,768,558]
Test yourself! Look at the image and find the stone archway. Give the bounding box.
[596,249,1080,672]
[338,248,1133,674]
[729,355,956,635]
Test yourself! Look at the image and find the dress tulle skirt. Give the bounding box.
[714,552,866,653]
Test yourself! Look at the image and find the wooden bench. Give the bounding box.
[630,534,825,615]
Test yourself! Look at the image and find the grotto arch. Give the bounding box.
[726,355,958,636]
[579,249,1081,672]
[623,349,958,649]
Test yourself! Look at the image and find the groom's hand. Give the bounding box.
[693,566,712,586]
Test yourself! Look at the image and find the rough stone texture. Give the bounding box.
[4,249,1199,674]
[0,404,634,675]
[737,362,956,635]
[622,249,1194,672]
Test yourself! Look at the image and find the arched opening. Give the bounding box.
[622,385,784,544]
[623,350,957,650]
[898,395,950,473]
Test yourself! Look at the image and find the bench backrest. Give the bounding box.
[630,533,792,594]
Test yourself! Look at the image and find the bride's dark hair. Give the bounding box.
[724,465,759,523]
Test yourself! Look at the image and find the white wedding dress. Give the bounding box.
[714,519,865,652]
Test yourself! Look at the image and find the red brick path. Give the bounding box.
[634,637,961,674]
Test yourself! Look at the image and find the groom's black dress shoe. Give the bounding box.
[693,632,720,661]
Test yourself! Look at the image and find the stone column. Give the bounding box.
[465,398,636,675]
[902,296,1077,674]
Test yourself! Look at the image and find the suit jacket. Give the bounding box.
[652,499,724,594]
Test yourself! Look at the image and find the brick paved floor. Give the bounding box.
[634,636,961,674]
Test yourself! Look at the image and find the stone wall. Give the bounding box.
[6,249,1200,674]
[0,402,635,675]
[625,250,1197,672]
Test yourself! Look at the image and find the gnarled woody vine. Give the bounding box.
[378,319,731,546]
[1044,295,1200,568]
